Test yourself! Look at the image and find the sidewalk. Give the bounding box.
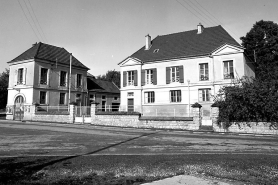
[142,175,234,185]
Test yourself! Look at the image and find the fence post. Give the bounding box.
[191,103,202,130]
[91,103,97,124]
[211,105,220,132]
[69,104,75,123]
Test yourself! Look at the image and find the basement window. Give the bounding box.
[153,49,159,53]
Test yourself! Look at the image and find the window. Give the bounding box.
[127,92,134,96]
[60,71,67,86]
[59,93,66,104]
[170,90,181,102]
[90,94,95,101]
[40,91,46,104]
[223,60,234,79]
[127,71,134,86]
[200,63,209,81]
[171,67,180,82]
[17,68,24,85]
[114,97,119,100]
[199,89,211,102]
[76,94,81,102]
[144,91,155,103]
[146,69,153,84]
[40,68,48,85]
[77,74,82,88]
[102,96,106,100]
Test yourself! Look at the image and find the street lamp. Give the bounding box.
[187,79,190,117]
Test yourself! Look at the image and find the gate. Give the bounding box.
[75,106,91,123]
[201,104,212,126]
[14,96,24,121]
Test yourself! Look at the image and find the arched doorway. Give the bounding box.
[14,95,24,120]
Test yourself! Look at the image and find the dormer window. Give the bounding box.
[153,49,159,53]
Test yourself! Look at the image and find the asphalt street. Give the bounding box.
[0,120,277,157]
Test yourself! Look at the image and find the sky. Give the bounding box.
[1,0,278,76]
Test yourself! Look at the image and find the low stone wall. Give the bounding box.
[214,122,278,135]
[211,107,278,135]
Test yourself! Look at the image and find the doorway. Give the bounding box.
[127,98,134,112]
[14,95,24,120]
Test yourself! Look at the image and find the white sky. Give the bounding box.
[1,0,278,75]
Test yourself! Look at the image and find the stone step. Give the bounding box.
[199,125,214,131]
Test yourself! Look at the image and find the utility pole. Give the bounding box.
[68,54,72,108]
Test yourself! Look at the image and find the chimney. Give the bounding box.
[197,23,204,34]
[145,34,151,50]
[32,42,38,47]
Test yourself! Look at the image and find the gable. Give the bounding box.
[119,57,141,67]
[212,44,244,56]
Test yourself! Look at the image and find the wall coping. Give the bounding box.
[139,116,193,121]
[96,112,141,116]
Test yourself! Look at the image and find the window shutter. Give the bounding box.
[166,67,170,84]
[141,70,145,86]
[14,70,18,86]
[153,68,157,85]
[134,70,138,86]
[23,68,27,85]
[123,71,127,87]
[179,65,184,83]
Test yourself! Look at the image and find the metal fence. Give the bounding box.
[75,106,91,117]
[96,105,121,112]
[36,106,69,114]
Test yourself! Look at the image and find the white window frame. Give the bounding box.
[145,69,153,85]
[144,91,155,103]
[170,90,181,103]
[199,88,211,102]
[171,66,180,83]
[199,63,209,81]
[127,71,134,86]
[223,60,234,79]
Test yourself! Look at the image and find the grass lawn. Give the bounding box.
[0,154,277,185]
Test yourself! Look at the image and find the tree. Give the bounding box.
[240,20,278,80]
[0,69,9,110]
[96,70,120,88]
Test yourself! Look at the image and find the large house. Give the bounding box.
[6,42,89,120]
[118,24,255,117]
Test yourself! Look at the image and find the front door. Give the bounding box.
[14,96,24,120]
[101,101,106,111]
[127,98,134,112]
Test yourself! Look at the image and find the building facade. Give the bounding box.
[6,42,89,120]
[118,24,255,117]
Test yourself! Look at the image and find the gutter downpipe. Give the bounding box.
[68,53,72,111]
[210,54,216,96]
[140,62,143,114]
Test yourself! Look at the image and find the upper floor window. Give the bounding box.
[59,93,66,105]
[40,68,48,85]
[144,91,155,103]
[40,91,46,104]
[199,88,211,102]
[17,68,24,85]
[171,66,179,82]
[146,69,153,84]
[60,71,67,86]
[127,71,134,86]
[166,66,184,84]
[170,90,181,102]
[200,63,209,81]
[77,74,82,88]
[76,94,81,102]
[223,60,234,79]
[102,95,106,100]
[123,70,137,87]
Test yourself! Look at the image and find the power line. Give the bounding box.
[27,0,49,43]
[181,0,216,26]
[22,0,45,42]
[17,0,41,41]
[175,0,211,26]
[187,0,219,25]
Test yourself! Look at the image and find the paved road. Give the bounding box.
[0,120,277,157]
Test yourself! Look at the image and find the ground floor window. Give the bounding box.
[144,91,155,103]
[59,93,66,105]
[40,91,46,104]
[199,89,211,102]
[170,90,181,102]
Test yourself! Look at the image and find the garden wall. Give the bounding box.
[211,107,278,135]
[91,104,200,130]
